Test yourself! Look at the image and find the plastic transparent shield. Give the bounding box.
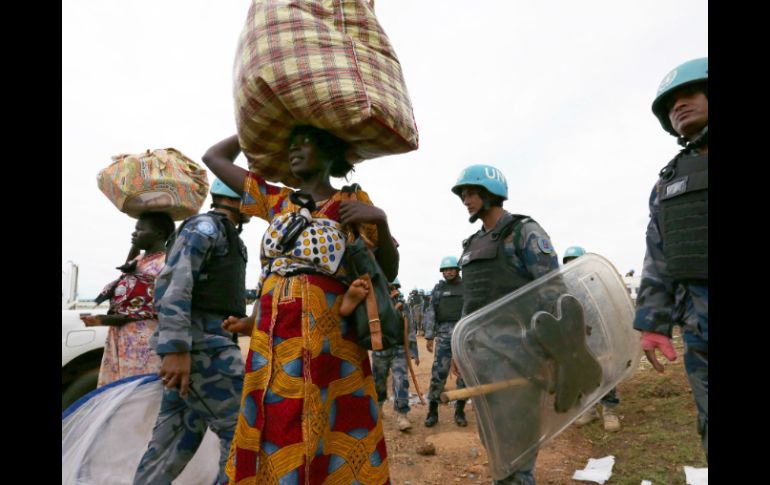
[451,254,641,479]
[62,374,220,485]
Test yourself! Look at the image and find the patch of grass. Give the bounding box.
[575,329,706,484]
[636,374,683,399]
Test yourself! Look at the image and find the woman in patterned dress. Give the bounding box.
[81,211,175,387]
[203,126,398,485]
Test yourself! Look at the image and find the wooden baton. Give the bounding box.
[402,313,426,405]
[440,377,530,403]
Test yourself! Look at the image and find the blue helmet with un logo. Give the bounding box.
[210,178,240,199]
[451,164,508,200]
[562,246,586,264]
[651,57,708,136]
[439,256,460,271]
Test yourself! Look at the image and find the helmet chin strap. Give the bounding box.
[211,202,244,233]
[468,198,491,223]
[677,124,708,149]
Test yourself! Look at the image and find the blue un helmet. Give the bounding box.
[451,164,508,200]
[209,178,247,232]
[562,246,586,264]
[210,178,240,199]
[651,57,708,137]
[439,256,460,271]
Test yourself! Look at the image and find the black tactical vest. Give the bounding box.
[434,278,464,323]
[180,213,248,318]
[407,294,421,308]
[460,213,534,315]
[658,153,708,282]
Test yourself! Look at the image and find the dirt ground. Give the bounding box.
[236,336,589,483]
[376,335,597,485]
[238,329,704,484]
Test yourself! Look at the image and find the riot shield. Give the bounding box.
[450,254,641,480]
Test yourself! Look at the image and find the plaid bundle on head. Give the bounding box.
[97,148,210,221]
[234,0,419,187]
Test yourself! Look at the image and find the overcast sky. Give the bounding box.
[63,0,707,299]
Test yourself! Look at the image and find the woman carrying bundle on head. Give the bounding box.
[82,211,175,387]
[203,126,398,484]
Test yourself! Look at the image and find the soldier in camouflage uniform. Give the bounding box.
[634,57,708,461]
[407,288,424,336]
[420,289,430,327]
[424,255,466,428]
[372,278,420,431]
[452,164,560,485]
[134,179,251,485]
[564,246,622,432]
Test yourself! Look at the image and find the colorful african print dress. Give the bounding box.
[226,173,390,485]
[96,251,165,387]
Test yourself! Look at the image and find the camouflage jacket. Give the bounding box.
[424,278,463,340]
[394,292,419,358]
[633,150,708,337]
[456,211,562,319]
[494,212,560,281]
[152,212,244,354]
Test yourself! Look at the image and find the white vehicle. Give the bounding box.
[62,308,108,411]
[62,303,255,412]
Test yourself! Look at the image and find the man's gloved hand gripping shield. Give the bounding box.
[449,254,641,479]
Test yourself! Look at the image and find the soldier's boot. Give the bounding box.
[574,406,599,427]
[425,400,439,427]
[601,404,621,432]
[454,400,468,427]
[397,412,412,432]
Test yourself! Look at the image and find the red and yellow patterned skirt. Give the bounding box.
[226,273,389,485]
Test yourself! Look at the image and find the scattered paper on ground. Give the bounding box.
[571,455,615,484]
[684,466,708,485]
[641,481,652,485]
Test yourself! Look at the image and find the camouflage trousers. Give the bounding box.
[134,346,244,485]
[600,387,620,408]
[682,285,708,461]
[427,323,465,402]
[372,345,410,414]
[411,309,424,334]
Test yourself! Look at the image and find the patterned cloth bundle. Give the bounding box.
[97,148,209,220]
[234,0,418,186]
